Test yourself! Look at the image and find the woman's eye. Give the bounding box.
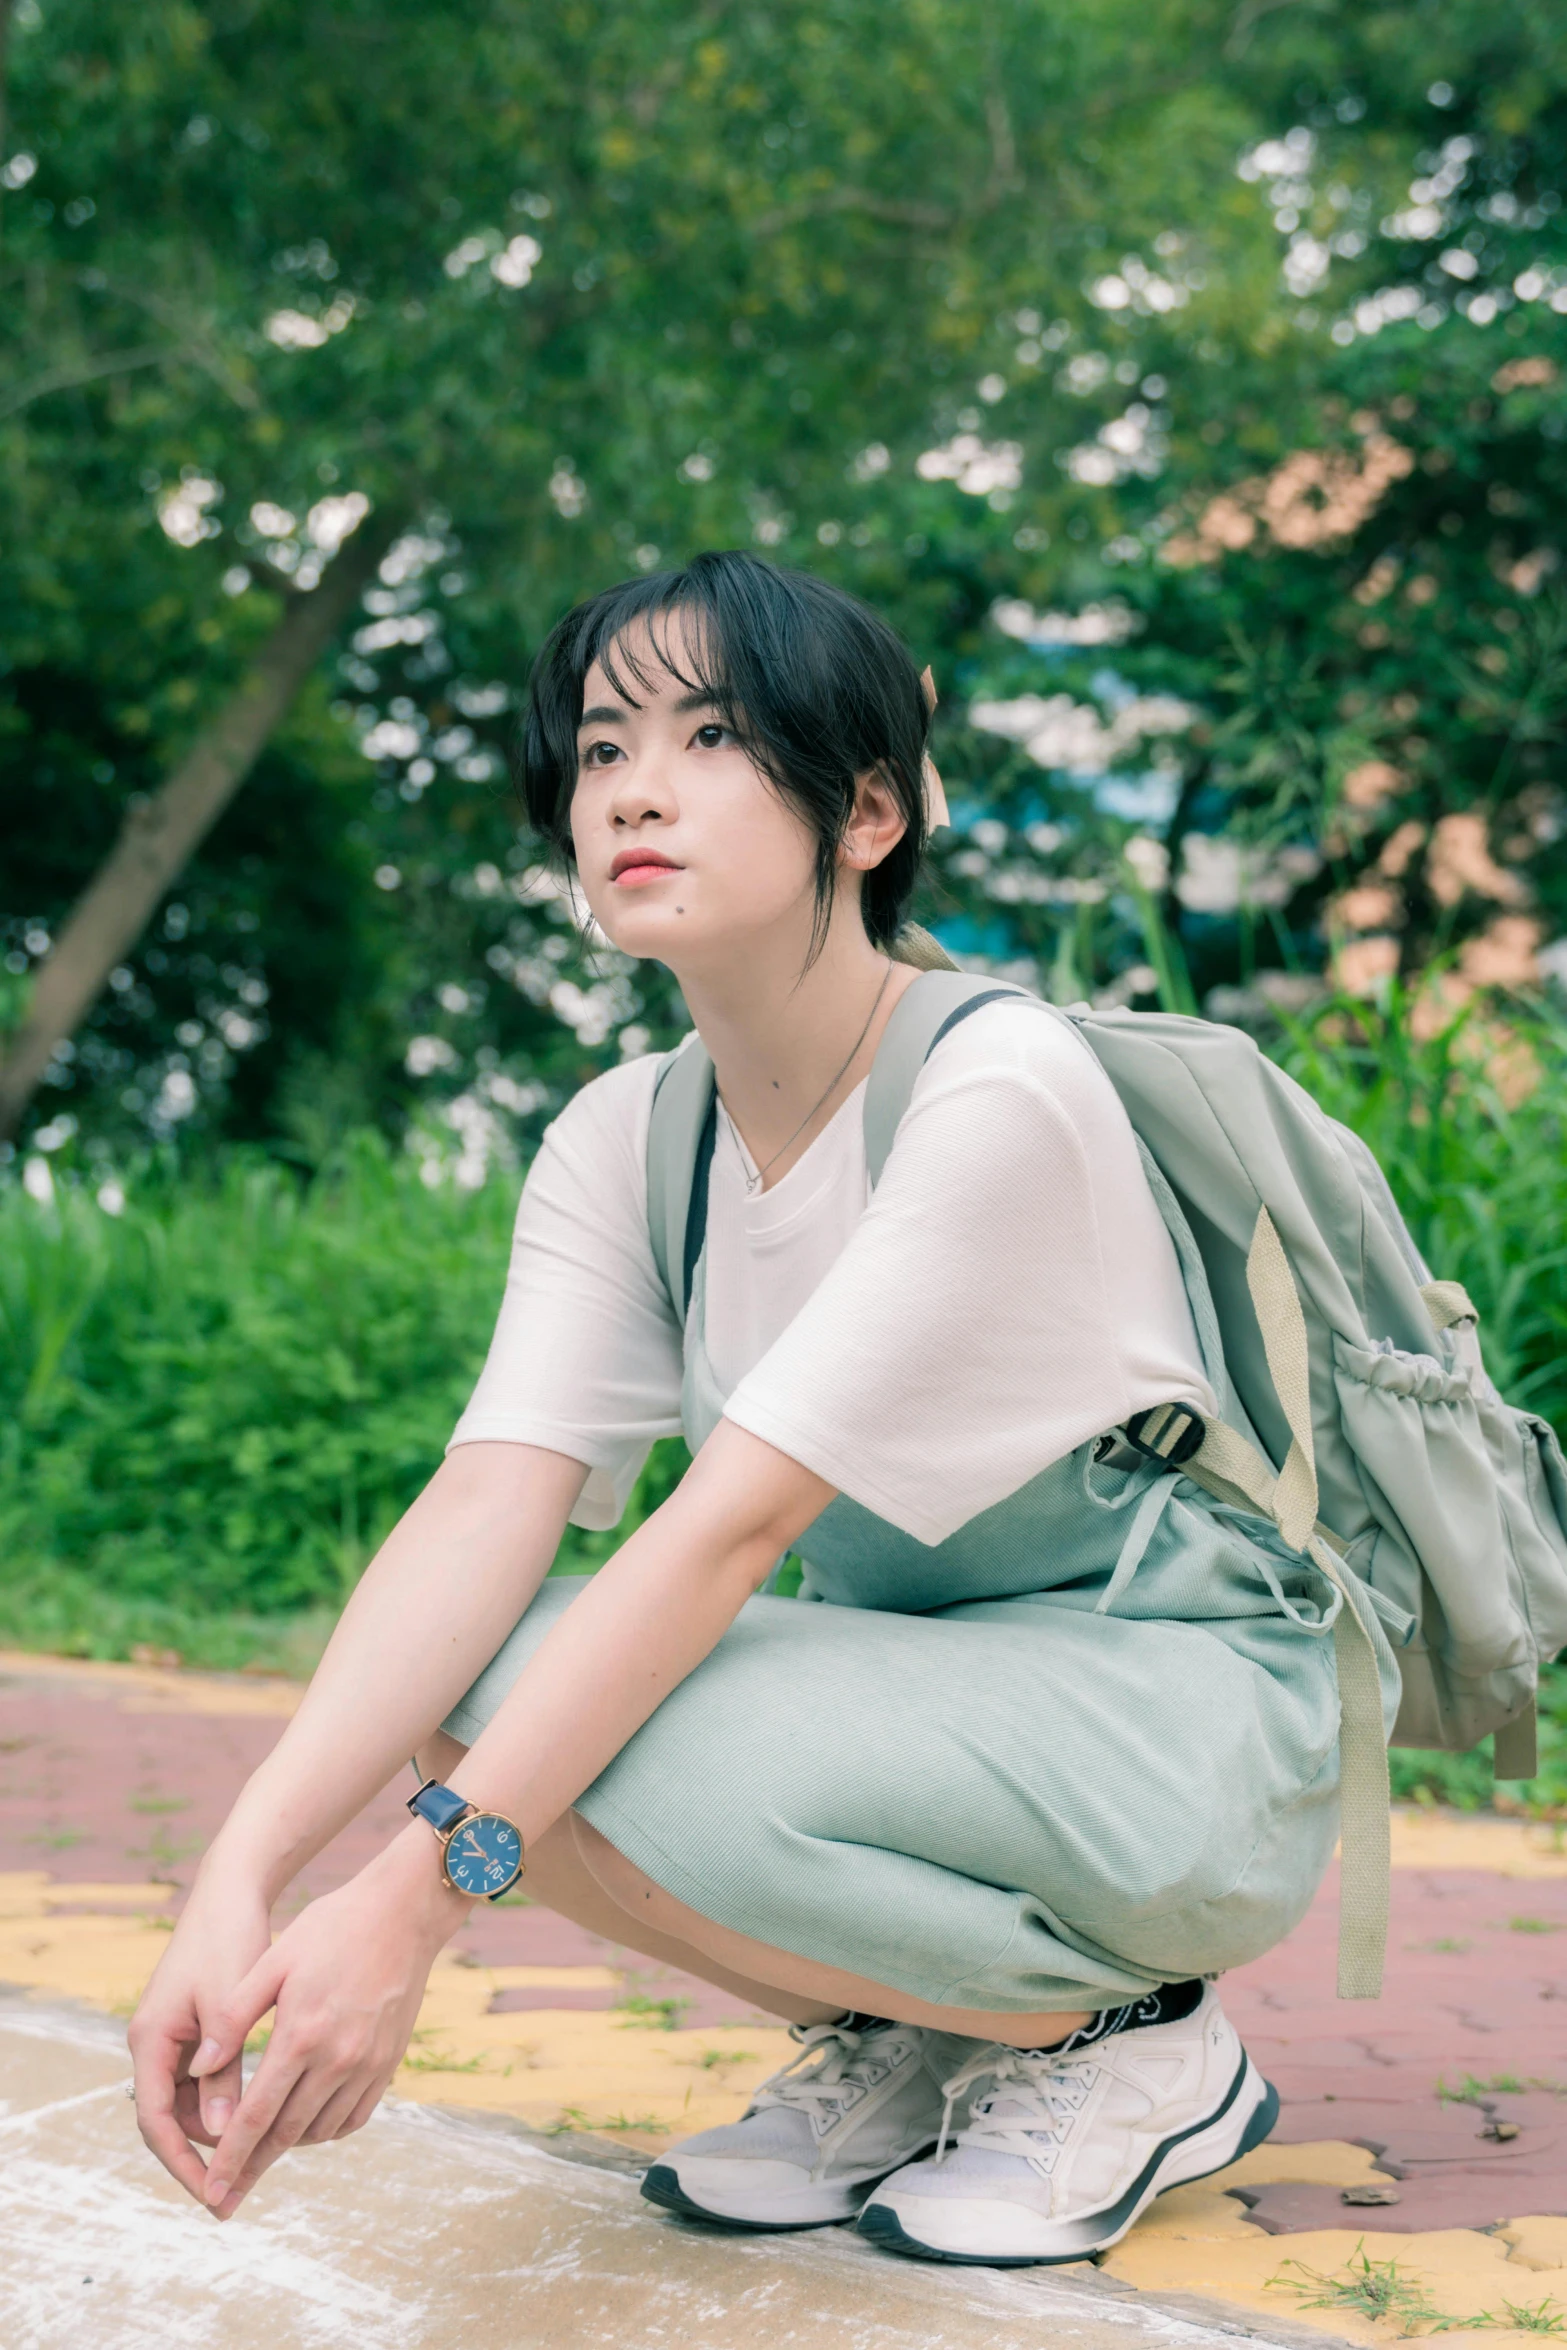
[693,722,729,750]
[580,740,620,768]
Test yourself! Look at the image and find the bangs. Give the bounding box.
[586,591,726,715]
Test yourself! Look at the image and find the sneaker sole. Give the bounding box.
[642,2141,939,2234]
[857,2056,1279,2267]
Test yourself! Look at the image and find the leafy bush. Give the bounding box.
[0,1134,690,1641]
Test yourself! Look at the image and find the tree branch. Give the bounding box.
[1223,0,1306,61]
[84,270,262,411]
[0,508,403,1140]
[751,186,954,237]
[0,343,176,423]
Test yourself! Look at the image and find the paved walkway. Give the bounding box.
[4,1647,1567,2346]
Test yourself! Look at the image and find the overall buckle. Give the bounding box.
[1122,1405,1205,1468]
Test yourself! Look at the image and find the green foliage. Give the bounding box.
[0,1133,685,1626]
[13,0,1567,1161]
[1,0,1299,1155]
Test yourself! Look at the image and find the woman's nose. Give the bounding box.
[607,760,675,828]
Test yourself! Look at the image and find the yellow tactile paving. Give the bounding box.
[1105,2215,1567,2343]
[1215,2140,1389,2190]
[1387,1809,1567,1878]
[0,1645,303,1716]
[1502,2218,1567,2270]
[396,1953,794,2145]
[0,1870,793,2150]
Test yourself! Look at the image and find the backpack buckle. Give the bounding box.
[1123,1405,1205,1468]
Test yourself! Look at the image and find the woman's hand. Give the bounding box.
[128,1874,275,2203]
[184,1827,469,2219]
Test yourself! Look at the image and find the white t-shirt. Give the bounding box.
[450,1002,1216,1548]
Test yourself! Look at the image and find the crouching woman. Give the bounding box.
[130,551,1360,2265]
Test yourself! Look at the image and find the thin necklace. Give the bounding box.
[725,961,895,1196]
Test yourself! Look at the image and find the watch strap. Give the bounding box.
[406,1779,474,1836]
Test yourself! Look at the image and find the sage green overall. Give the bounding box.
[444,1230,1402,2013]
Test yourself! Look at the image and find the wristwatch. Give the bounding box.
[406,1778,526,1900]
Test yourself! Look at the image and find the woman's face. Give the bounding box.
[569,620,827,971]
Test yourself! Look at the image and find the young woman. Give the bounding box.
[130,551,1361,2267]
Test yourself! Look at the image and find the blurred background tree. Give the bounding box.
[11,0,1561,1172]
[0,0,1288,1158]
[3,0,1565,1783]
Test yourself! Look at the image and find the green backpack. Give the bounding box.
[647,949,1567,1999]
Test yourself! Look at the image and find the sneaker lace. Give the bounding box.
[935,2045,1099,2179]
[750,2020,916,2141]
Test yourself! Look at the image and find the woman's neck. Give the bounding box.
[675,914,920,1193]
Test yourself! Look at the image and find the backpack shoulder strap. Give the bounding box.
[648,972,1044,1311]
[646,1038,718,1323]
[862,973,1038,1185]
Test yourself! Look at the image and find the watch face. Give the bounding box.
[444,1812,524,1898]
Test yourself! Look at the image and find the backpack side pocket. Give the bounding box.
[1330,1333,1531,1684]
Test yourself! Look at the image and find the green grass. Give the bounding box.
[1269,2244,1567,2336]
[613,1990,694,2031]
[0,1130,688,1661]
[1269,2244,1455,2333]
[2,997,1565,1828]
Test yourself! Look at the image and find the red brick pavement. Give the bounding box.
[4,1650,1565,2232]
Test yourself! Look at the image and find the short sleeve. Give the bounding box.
[721,1008,1215,1545]
[448,1055,684,1529]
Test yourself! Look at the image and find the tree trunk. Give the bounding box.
[0,511,400,1141]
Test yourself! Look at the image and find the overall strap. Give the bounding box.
[862,973,1035,1186]
[646,1039,718,1323]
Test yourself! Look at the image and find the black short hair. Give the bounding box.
[519,550,930,955]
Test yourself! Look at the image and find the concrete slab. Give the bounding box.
[0,1996,1319,2350]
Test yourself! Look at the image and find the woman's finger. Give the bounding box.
[200,1981,305,2215]
[301,2066,388,2146]
[209,2052,376,2216]
[129,2016,214,2202]
[336,2080,385,2138]
[194,2040,245,2142]
[231,2060,362,2182]
[171,2072,220,2149]
[186,1946,285,2096]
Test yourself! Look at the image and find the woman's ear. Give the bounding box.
[841,766,909,872]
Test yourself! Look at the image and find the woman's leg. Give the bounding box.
[572,1815,1091,2048]
[415,1731,840,2026]
[415,1732,1089,2047]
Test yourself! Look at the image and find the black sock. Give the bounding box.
[833,2009,894,2034]
[1023,1977,1205,2057]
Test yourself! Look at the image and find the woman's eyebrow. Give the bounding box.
[578,703,629,727]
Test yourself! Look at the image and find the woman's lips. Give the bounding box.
[612,860,682,887]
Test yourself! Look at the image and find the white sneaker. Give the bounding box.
[858,1983,1277,2265]
[641,2017,979,2230]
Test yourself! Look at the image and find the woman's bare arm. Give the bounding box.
[180,1419,834,2214]
[443,1417,832,1842]
[200,1440,590,1899]
[129,1439,586,2198]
